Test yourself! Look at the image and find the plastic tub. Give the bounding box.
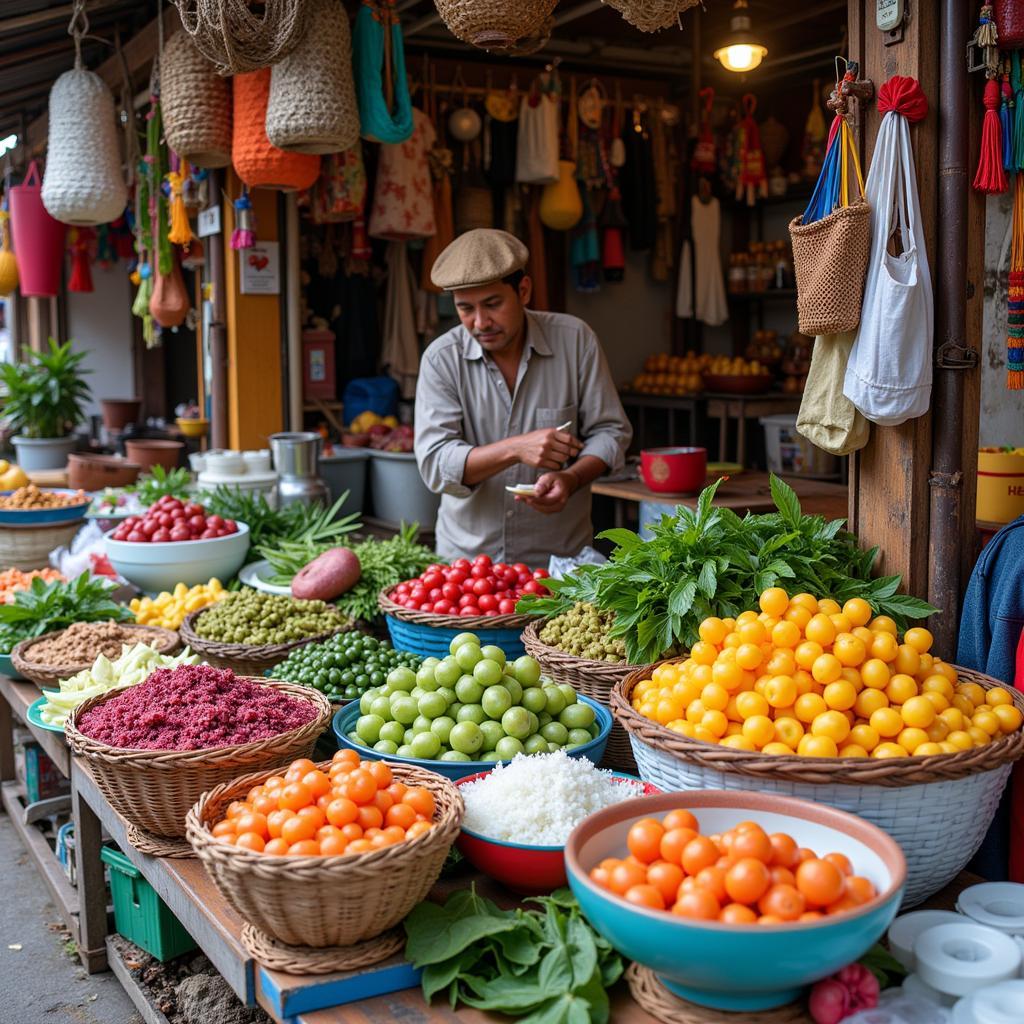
[320,449,369,518]
[368,450,440,529]
[759,414,838,477]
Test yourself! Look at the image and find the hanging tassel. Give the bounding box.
[166,162,192,247]
[1012,54,1024,173]
[1009,176,1024,389]
[68,228,94,293]
[132,261,152,317]
[975,79,1008,193]
[231,190,255,250]
[974,4,1000,76]
[1002,74,1014,173]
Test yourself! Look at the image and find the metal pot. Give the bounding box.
[270,432,329,508]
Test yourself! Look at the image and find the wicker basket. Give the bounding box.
[433,0,557,49]
[179,608,351,676]
[521,620,646,773]
[603,0,700,33]
[11,624,181,688]
[265,0,360,155]
[611,663,1024,907]
[379,587,537,660]
[0,521,81,571]
[66,679,332,839]
[186,760,463,947]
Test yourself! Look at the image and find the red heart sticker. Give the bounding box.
[248,254,269,271]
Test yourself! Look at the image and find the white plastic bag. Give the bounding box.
[548,546,606,580]
[843,108,933,425]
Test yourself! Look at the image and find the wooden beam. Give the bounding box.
[0,0,129,36]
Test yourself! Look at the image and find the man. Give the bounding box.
[414,229,632,566]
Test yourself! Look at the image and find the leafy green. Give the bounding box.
[404,887,621,1023]
[0,339,91,438]
[255,494,362,581]
[0,573,133,654]
[859,943,908,989]
[132,466,192,506]
[517,475,939,664]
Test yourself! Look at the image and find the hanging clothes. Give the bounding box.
[381,241,420,399]
[515,76,560,184]
[369,108,436,240]
[676,194,727,326]
[619,107,656,251]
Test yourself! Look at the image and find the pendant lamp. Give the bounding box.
[714,0,768,73]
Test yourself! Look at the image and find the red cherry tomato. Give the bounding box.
[472,577,494,596]
[478,594,498,612]
[458,594,477,608]
[470,564,490,579]
[533,568,550,579]
[460,606,480,617]
[498,599,518,614]
[442,582,460,602]
[422,572,443,591]
[453,558,471,571]
[447,570,468,585]
[433,599,453,614]
[152,528,171,543]
[522,580,543,595]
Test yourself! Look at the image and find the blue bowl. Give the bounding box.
[332,693,612,781]
[0,490,90,526]
[0,652,25,680]
[384,615,527,661]
[564,790,906,1012]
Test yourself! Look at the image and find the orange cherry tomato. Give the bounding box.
[264,776,286,791]
[326,797,359,828]
[263,838,290,855]
[693,865,728,904]
[403,787,436,819]
[770,866,796,888]
[278,782,313,812]
[385,802,418,830]
[281,814,318,845]
[266,808,295,839]
[662,809,699,833]
[344,770,378,806]
[316,794,333,813]
[235,832,266,853]
[406,820,434,839]
[296,805,326,831]
[234,812,269,839]
[372,790,394,816]
[226,800,252,820]
[609,860,648,895]
[346,839,374,854]
[212,820,237,838]
[289,758,317,777]
[796,859,845,907]
[724,858,771,904]
[719,903,758,924]
[333,748,360,767]
[286,839,321,856]
[681,836,720,876]
[590,867,612,890]
[659,827,698,866]
[768,832,800,869]
[368,761,393,789]
[824,852,853,877]
[252,793,279,817]
[386,781,408,803]
[319,834,348,856]
[357,805,384,831]
[646,861,685,905]
[799,910,824,922]
[627,819,666,864]
[302,771,331,799]
[340,823,364,842]
[730,828,774,865]
[317,825,343,843]
[758,884,805,921]
[826,896,861,916]
[672,889,721,920]
[380,825,407,846]
[844,876,876,905]
[625,884,666,910]
[796,847,818,863]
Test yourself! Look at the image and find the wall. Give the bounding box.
[65,263,136,421]
[981,192,1024,446]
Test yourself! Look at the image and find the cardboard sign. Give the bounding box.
[239,242,280,295]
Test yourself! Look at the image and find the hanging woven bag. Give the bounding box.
[433,0,557,50]
[788,108,871,337]
[150,253,190,329]
[233,69,320,191]
[42,67,127,226]
[353,1,413,144]
[266,0,361,155]
[0,212,19,297]
[161,31,232,169]
[9,162,66,297]
[603,0,700,33]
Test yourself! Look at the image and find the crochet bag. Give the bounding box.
[161,31,232,169]
[266,0,360,155]
[233,69,320,191]
[9,162,66,297]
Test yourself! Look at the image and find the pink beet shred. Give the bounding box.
[77,664,318,751]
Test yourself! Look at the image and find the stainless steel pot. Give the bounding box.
[270,432,330,508]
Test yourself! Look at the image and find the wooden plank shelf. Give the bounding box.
[0,674,70,776]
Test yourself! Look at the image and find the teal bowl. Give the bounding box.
[332,694,612,781]
[565,790,906,1012]
[0,652,25,680]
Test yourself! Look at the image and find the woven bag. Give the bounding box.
[266,0,360,155]
[9,161,66,297]
[604,0,700,33]
[233,69,320,191]
[434,0,557,50]
[161,31,232,169]
[42,69,126,226]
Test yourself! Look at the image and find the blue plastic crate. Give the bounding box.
[384,614,527,661]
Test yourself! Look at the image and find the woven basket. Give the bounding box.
[611,663,1024,907]
[161,31,232,169]
[233,69,320,191]
[789,200,871,337]
[186,760,463,947]
[379,587,536,660]
[11,624,181,689]
[434,0,557,49]
[66,679,332,839]
[42,68,127,226]
[521,620,645,773]
[603,0,700,33]
[266,0,360,155]
[179,609,351,677]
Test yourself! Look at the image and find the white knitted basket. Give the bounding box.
[628,736,1012,908]
[42,69,126,226]
[265,0,360,155]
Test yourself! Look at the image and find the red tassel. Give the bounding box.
[68,228,94,293]
[975,78,1008,194]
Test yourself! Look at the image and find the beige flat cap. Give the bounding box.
[430,229,529,291]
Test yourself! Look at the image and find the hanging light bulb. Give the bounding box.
[714,0,768,73]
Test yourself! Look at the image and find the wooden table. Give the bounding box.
[704,392,802,466]
[592,472,849,530]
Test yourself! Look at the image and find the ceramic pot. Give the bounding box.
[67,453,141,491]
[11,436,78,472]
[639,447,707,495]
[100,398,142,431]
[123,439,184,473]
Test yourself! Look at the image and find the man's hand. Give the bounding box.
[517,471,577,514]
[513,429,583,471]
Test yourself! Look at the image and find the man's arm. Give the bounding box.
[519,455,607,514]
[464,430,584,486]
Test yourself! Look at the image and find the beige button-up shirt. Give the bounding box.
[414,310,631,566]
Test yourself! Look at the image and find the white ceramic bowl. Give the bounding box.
[105,522,250,592]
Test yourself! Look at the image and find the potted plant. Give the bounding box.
[1,339,91,471]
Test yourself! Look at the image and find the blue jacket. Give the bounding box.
[956,514,1024,879]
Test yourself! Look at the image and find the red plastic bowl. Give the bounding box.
[454,771,661,895]
[640,446,708,495]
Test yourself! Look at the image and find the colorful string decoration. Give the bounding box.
[735,93,767,206]
[166,157,192,247]
[973,4,1007,193]
[1001,69,1014,174]
[1008,174,1024,389]
[231,189,255,250]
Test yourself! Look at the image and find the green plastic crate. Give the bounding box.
[101,846,197,961]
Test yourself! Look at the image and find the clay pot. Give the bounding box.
[67,453,142,491]
[123,439,184,472]
[100,398,143,431]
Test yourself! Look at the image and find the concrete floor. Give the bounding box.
[0,811,142,1024]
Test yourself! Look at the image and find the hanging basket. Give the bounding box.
[603,0,700,33]
[9,162,66,297]
[233,69,320,192]
[42,69,126,226]
[266,0,361,156]
[150,254,190,328]
[0,212,19,296]
[161,31,232,169]
[433,0,558,50]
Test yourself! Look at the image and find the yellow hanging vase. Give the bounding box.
[0,211,19,296]
[539,160,583,230]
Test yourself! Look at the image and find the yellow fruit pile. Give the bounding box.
[130,579,227,630]
[630,352,709,396]
[705,355,770,378]
[631,589,1023,759]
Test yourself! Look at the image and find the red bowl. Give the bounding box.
[454,771,661,895]
[640,446,708,495]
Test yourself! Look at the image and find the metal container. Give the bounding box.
[270,432,329,508]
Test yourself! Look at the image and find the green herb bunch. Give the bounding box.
[0,573,133,654]
[404,887,622,1023]
[518,475,939,665]
[133,466,192,506]
[0,339,91,439]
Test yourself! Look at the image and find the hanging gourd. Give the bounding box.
[0,211,19,296]
[432,0,557,51]
[233,69,320,191]
[161,31,232,169]
[266,0,361,155]
[41,15,126,227]
[150,252,190,329]
[353,1,413,144]
[603,0,700,33]
[9,162,66,297]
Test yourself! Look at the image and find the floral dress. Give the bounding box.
[369,107,437,240]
